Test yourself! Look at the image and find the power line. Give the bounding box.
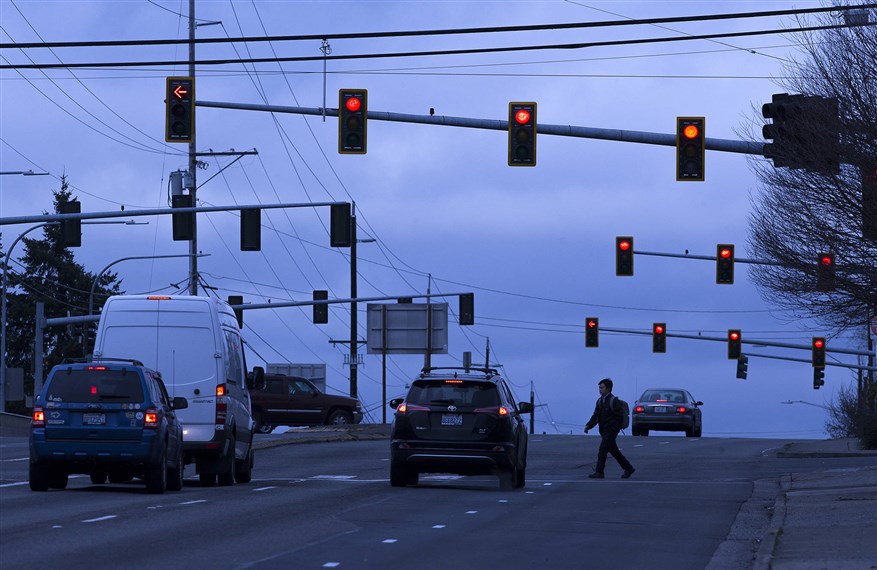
[3,22,873,70]
[2,4,869,50]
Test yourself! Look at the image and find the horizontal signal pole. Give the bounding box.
[0,201,347,226]
[197,100,764,156]
[601,326,874,358]
[739,351,877,372]
[633,249,787,267]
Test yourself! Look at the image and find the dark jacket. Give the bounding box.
[585,394,623,433]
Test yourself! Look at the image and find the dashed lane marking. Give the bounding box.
[82,515,116,523]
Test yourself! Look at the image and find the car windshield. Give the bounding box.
[45,369,145,403]
[641,390,686,403]
[407,380,500,407]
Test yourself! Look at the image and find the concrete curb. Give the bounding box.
[752,474,792,570]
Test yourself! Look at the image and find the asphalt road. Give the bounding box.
[1,434,872,569]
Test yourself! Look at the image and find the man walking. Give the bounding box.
[584,378,635,479]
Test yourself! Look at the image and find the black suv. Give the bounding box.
[389,367,533,490]
[30,358,188,494]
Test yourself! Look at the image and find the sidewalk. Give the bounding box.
[751,438,877,570]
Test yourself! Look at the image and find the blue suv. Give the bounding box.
[30,358,188,494]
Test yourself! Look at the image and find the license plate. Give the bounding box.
[654,407,667,413]
[441,414,463,426]
[83,413,106,425]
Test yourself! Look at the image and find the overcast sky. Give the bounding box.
[2,0,872,438]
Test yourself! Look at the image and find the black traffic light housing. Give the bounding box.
[171,194,194,241]
[716,244,735,285]
[652,323,667,353]
[240,208,261,251]
[813,367,825,389]
[338,89,367,154]
[676,117,705,181]
[585,318,599,348]
[330,203,352,247]
[762,93,839,174]
[736,355,749,380]
[816,253,835,292]
[59,200,81,248]
[227,295,243,328]
[508,102,537,167]
[812,337,826,368]
[728,329,742,360]
[313,290,329,324]
[616,236,634,276]
[459,293,474,326]
[165,77,194,143]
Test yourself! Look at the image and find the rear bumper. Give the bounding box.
[30,430,162,466]
[353,411,364,424]
[391,439,518,475]
[632,414,694,431]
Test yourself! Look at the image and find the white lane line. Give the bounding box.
[633,444,645,448]
[382,539,398,544]
[0,457,28,462]
[659,441,670,445]
[0,481,28,488]
[253,486,276,492]
[82,515,116,523]
[543,482,552,486]
[310,475,356,480]
[466,511,477,515]
[525,491,535,494]
[179,499,208,505]
[322,563,340,568]
[498,499,509,503]
[432,524,446,529]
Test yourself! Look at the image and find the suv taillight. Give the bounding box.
[397,403,429,414]
[32,406,45,427]
[144,407,160,429]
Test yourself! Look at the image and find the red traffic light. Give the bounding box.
[515,109,531,124]
[654,324,664,334]
[619,240,631,251]
[729,331,740,341]
[683,124,700,139]
[813,338,824,349]
[345,97,362,113]
[587,319,597,328]
[820,255,833,266]
[720,248,732,259]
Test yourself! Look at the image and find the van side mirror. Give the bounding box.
[172,397,189,410]
[518,401,534,414]
[248,366,266,391]
[389,398,403,409]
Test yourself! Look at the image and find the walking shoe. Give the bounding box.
[621,467,636,479]
[588,472,605,479]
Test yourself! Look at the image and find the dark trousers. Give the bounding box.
[595,430,633,473]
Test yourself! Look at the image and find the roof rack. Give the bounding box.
[419,366,499,377]
[62,357,145,367]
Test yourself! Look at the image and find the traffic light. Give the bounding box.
[338,89,367,154]
[727,329,742,360]
[736,355,749,380]
[240,208,261,251]
[330,203,351,247]
[652,323,666,353]
[676,117,705,181]
[459,293,474,326]
[165,77,194,143]
[171,194,194,241]
[762,93,839,174]
[508,102,537,167]
[716,244,735,285]
[585,318,599,348]
[616,236,634,276]
[813,367,825,389]
[812,337,826,368]
[816,253,835,292]
[862,165,877,240]
[59,200,81,248]
[313,290,329,324]
[227,295,243,328]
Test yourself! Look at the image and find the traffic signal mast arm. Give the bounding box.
[236,292,474,311]
[196,100,764,156]
[631,248,793,267]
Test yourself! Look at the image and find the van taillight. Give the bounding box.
[144,408,159,429]
[32,407,45,427]
[216,384,226,397]
[215,397,228,426]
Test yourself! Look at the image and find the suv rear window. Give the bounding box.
[407,380,500,407]
[45,369,145,403]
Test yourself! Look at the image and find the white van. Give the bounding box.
[93,295,265,487]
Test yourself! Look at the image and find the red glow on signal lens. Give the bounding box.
[821,256,833,266]
[720,248,732,259]
[654,325,664,334]
[814,339,824,348]
[683,125,700,139]
[587,320,597,328]
[345,97,361,112]
[619,241,631,251]
[515,109,531,124]
[730,332,740,341]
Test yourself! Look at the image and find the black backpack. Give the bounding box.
[612,395,630,430]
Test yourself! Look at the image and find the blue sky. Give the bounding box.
[3,0,871,437]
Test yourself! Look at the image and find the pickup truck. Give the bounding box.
[249,374,363,433]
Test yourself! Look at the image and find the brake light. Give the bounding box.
[215,397,228,426]
[91,385,98,395]
[498,406,509,416]
[147,295,172,300]
[657,399,668,402]
[216,384,227,397]
[677,407,687,414]
[85,366,107,371]
[634,405,644,413]
[397,403,429,414]
[32,407,45,427]
[144,407,159,429]
[474,406,510,417]
[443,380,463,384]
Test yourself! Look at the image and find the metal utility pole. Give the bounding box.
[350,210,358,399]
[188,0,198,295]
